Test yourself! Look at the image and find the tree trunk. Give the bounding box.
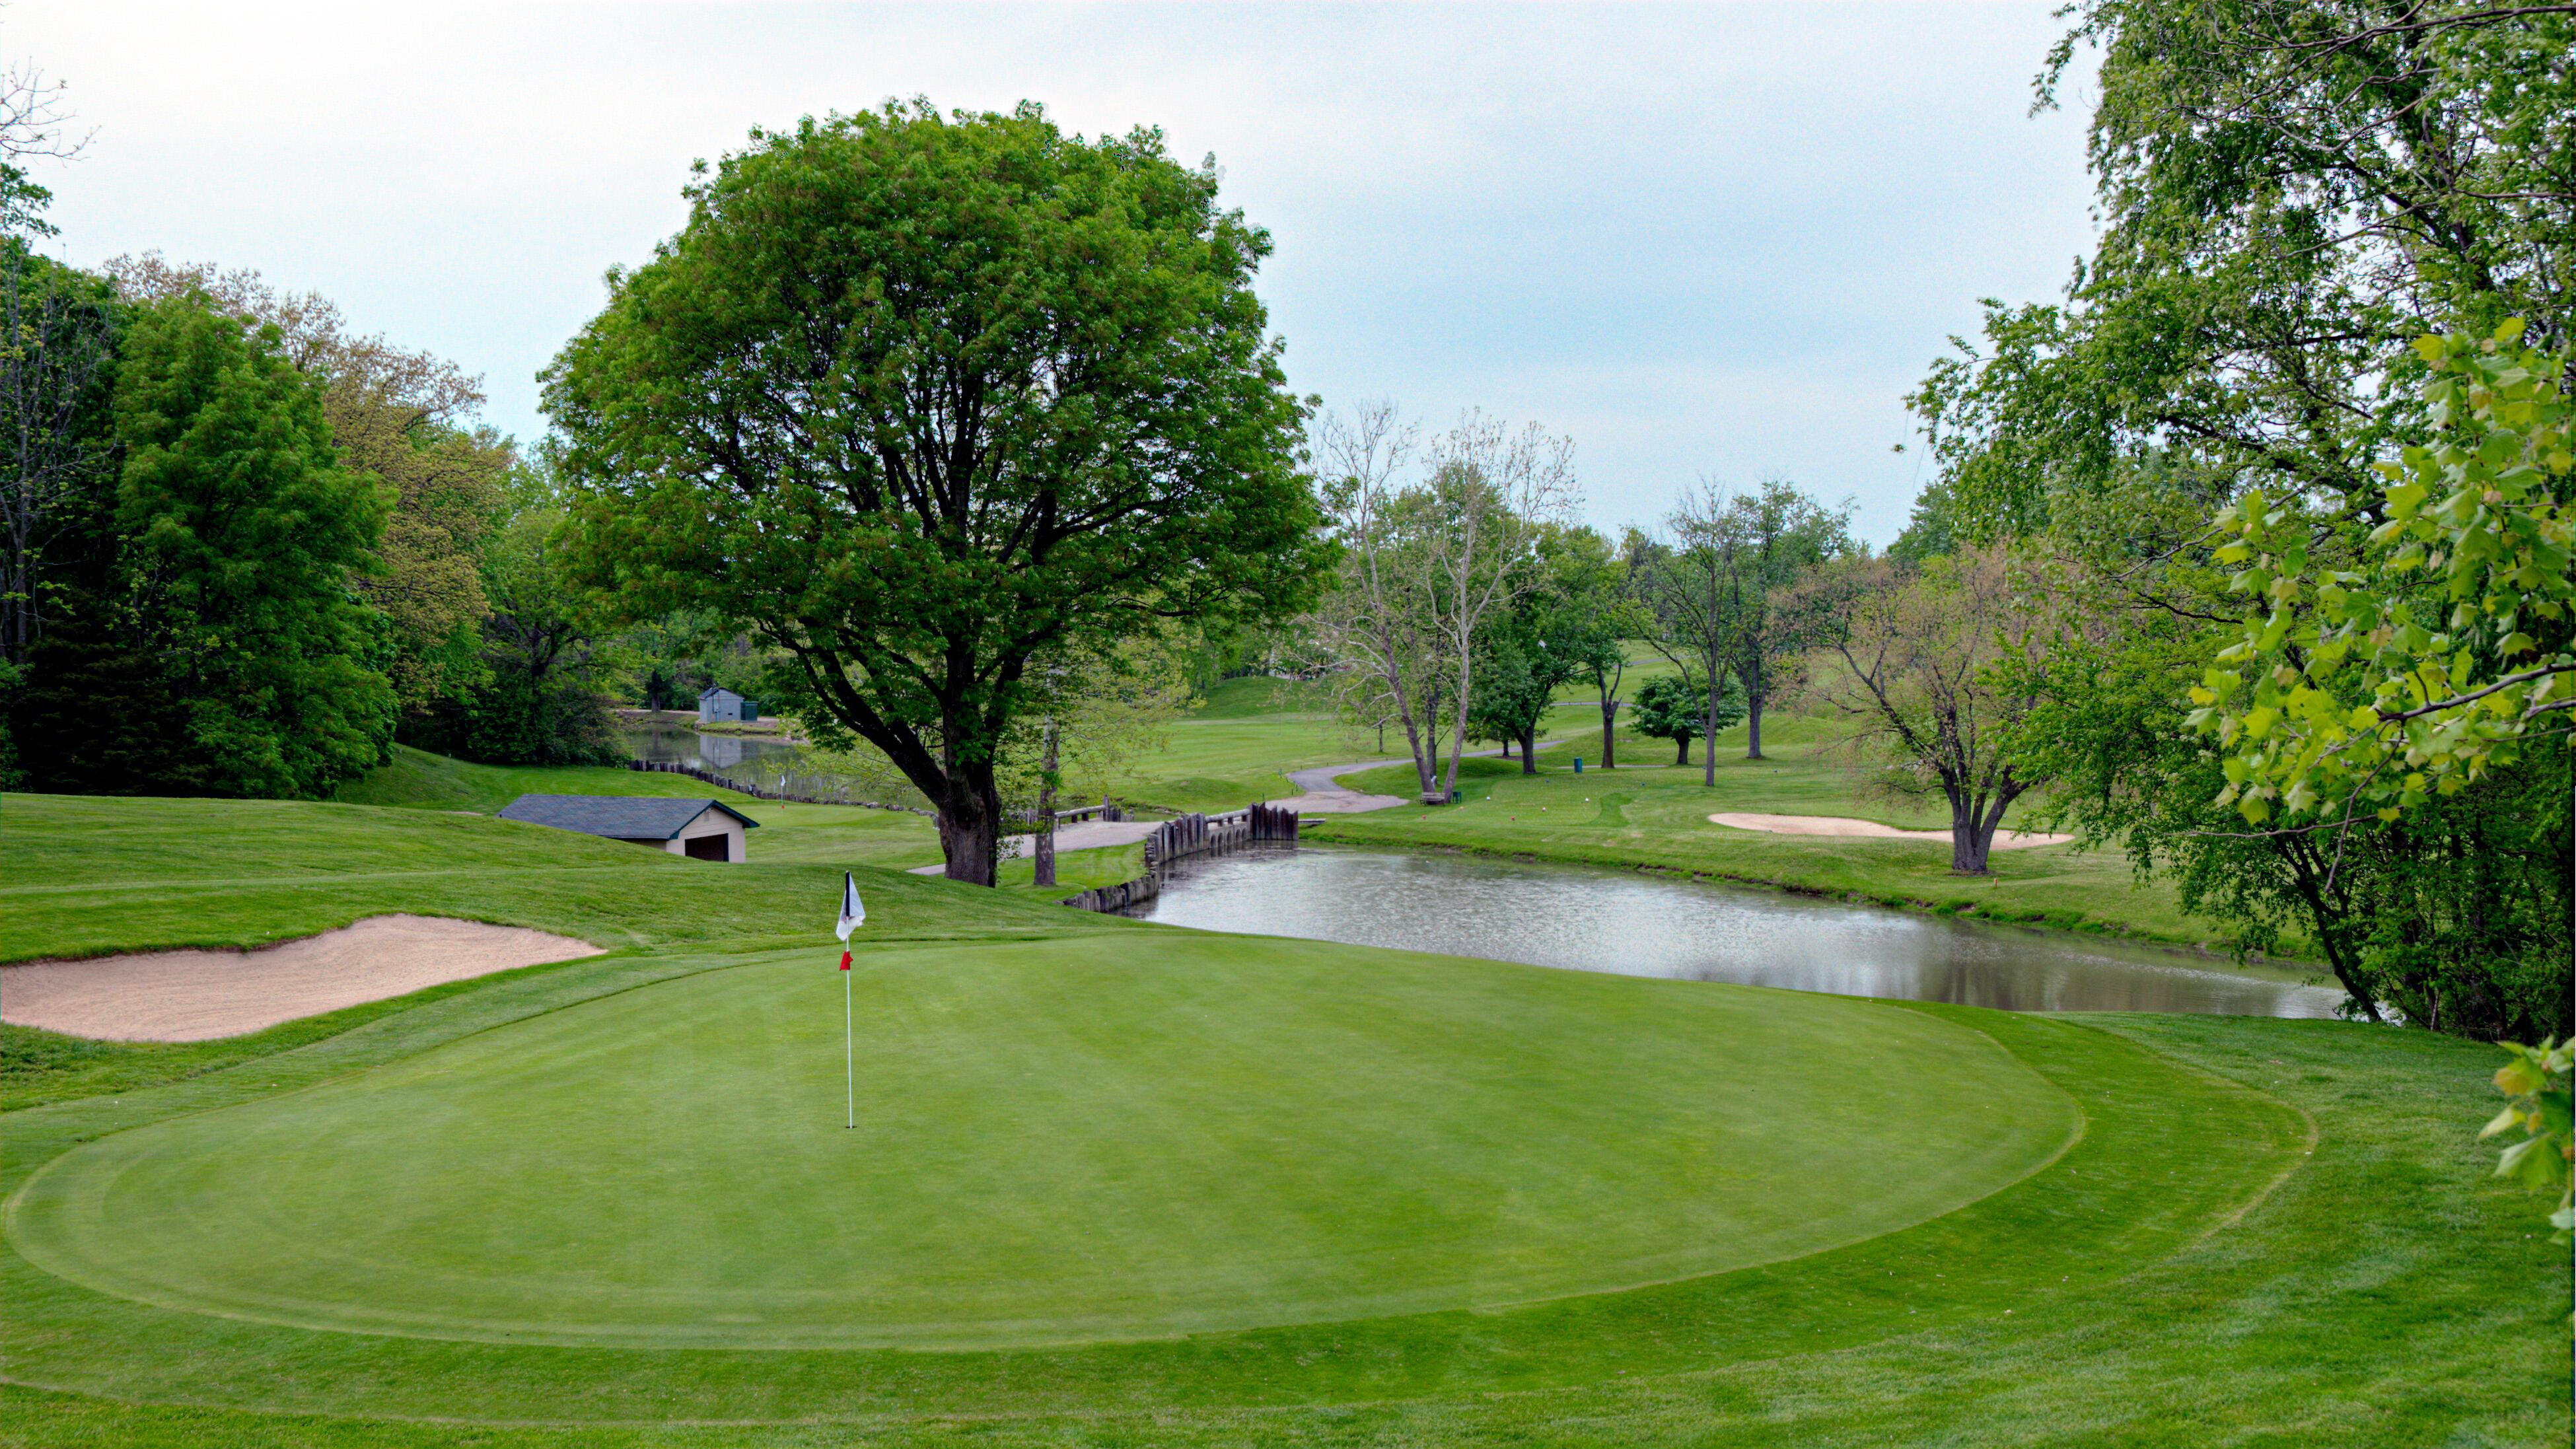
[1500,736,1511,759]
[1402,696,1434,798]
[1746,684,1765,760]
[937,763,1002,886]
[1034,717,1057,889]
[1950,781,2022,876]
[1441,647,1474,804]
[1701,690,1719,787]
[2277,835,2384,1022]
[1520,724,1538,774]
[1676,736,1690,766]
[1598,697,1617,769]
[1949,790,1992,875]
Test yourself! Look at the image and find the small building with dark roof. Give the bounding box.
[698,687,758,724]
[497,795,759,863]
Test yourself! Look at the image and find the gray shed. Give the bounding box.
[698,688,759,724]
[497,795,759,863]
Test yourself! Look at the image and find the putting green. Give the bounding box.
[7,934,2077,1350]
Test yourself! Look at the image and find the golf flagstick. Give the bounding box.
[835,872,865,1129]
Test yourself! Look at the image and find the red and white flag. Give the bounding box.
[836,872,865,969]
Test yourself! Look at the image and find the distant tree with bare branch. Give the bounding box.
[1312,403,1576,802]
[1792,544,2070,874]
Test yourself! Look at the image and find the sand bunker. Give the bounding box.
[1707,812,2075,849]
[2,914,604,1042]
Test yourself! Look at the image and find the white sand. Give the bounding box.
[1,914,604,1042]
[1707,812,2075,849]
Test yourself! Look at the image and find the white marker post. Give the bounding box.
[835,872,866,1130]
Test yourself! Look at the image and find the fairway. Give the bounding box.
[9,933,2072,1349]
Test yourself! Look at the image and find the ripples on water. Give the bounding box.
[1129,846,2345,1018]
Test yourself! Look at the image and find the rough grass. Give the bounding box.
[328,744,766,812]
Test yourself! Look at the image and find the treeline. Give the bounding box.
[1882,0,2573,1040]
[1303,413,1843,793]
[1301,0,2573,1040]
[0,244,655,795]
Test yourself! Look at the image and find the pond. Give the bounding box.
[624,721,805,773]
[1129,846,2345,1018]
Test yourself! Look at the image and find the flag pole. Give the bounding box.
[836,871,865,1131]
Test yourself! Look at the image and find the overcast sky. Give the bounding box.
[13,2,2098,545]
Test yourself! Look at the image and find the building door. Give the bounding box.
[684,835,729,862]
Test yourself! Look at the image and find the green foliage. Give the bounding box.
[105,253,519,721]
[2190,326,2573,826]
[0,160,53,238]
[0,244,120,786]
[1639,479,1850,761]
[1900,0,2574,1035]
[2015,612,2571,1034]
[1914,0,2571,552]
[16,295,396,797]
[1628,673,1744,763]
[545,101,1320,882]
[1463,583,1585,763]
[404,501,622,767]
[2480,1036,2573,1242]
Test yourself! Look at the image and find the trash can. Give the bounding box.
[1573,757,1584,773]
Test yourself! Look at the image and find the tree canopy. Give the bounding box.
[1894,0,2571,1032]
[15,295,398,796]
[544,102,1320,882]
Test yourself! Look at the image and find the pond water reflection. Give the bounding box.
[1131,846,2345,1018]
[623,722,805,773]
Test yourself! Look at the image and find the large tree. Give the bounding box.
[1908,0,2571,556]
[1462,525,1613,772]
[0,244,115,676]
[404,472,626,771]
[1898,0,2571,1030]
[1631,672,1743,766]
[1542,524,1645,770]
[544,103,1320,882]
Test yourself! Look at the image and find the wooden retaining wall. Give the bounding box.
[1141,802,1299,869]
[1065,802,1300,913]
[1057,874,1161,912]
